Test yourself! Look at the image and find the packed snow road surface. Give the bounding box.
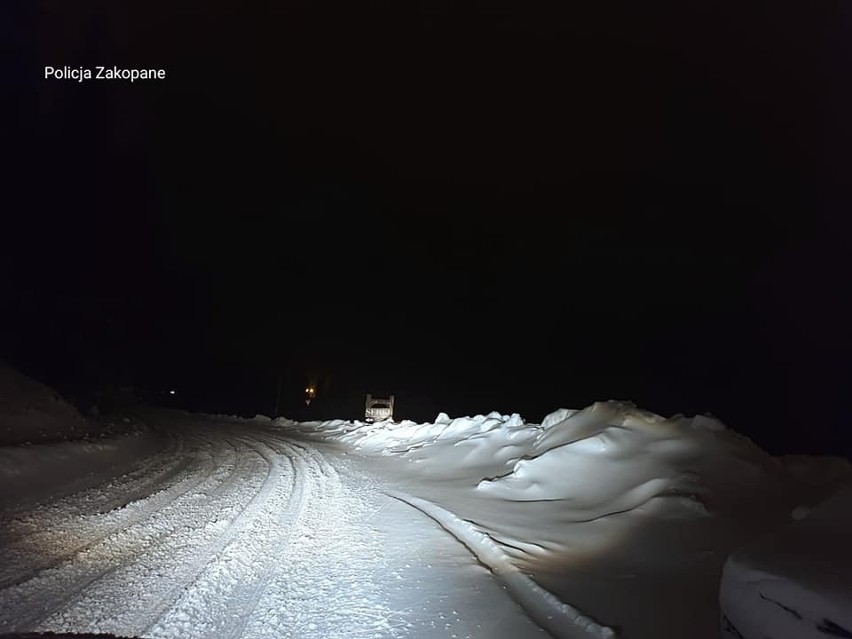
[0,413,550,639]
[5,404,848,639]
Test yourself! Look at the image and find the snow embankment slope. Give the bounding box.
[0,365,91,446]
[0,366,163,512]
[289,401,845,526]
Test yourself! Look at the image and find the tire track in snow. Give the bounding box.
[26,434,260,636]
[218,441,309,639]
[235,438,404,639]
[0,431,187,547]
[5,421,471,639]
[125,435,293,638]
[0,437,246,633]
[0,432,186,543]
[143,438,311,639]
[6,437,247,632]
[0,436,221,591]
[385,491,617,639]
[86,434,194,515]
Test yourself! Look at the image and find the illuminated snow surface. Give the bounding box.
[1,403,849,639]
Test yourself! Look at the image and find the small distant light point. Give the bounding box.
[169,390,176,395]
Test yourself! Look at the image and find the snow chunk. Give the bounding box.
[540,408,576,430]
[685,414,727,431]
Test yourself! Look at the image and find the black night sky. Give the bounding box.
[3,1,850,455]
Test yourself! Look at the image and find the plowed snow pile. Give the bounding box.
[288,401,844,524]
[284,401,851,639]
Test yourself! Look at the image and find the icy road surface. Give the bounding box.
[0,413,557,639]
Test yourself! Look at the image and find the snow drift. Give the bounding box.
[285,401,843,526]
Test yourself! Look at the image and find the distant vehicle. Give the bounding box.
[305,385,317,406]
[365,394,394,422]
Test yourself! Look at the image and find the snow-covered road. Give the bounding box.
[6,403,845,639]
[0,413,550,639]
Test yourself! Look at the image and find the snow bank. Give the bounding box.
[284,400,850,566]
[285,401,826,515]
[0,365,92,445]
[0,366,165,511]
[720,483,852,639]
